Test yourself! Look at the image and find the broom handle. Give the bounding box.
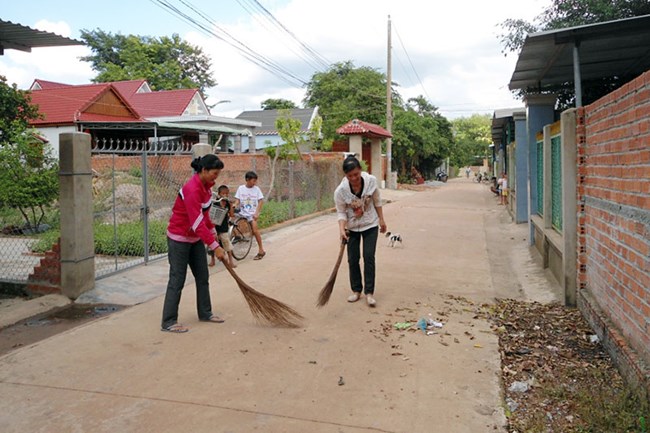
[222,260,246,286]
[329,241,346,279]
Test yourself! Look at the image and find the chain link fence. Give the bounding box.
[92,137,193,278]
[0,138,60,291]
[0,144,344,289]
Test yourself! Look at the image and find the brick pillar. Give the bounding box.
[27,241,61,295]
[59,132,95,299]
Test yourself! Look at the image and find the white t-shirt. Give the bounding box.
[235,185,264,219]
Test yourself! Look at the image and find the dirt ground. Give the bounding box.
[0,179,647,432]
[0,302,124,356]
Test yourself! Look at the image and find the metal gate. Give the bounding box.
[92,137,192,278]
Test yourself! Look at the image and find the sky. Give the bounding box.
[0,0,546,120]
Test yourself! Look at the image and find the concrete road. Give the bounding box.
[0,177,561,433]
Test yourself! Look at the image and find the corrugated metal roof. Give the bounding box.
[0,19,82,54]
[236,108,316,134]
[509,15,650,91]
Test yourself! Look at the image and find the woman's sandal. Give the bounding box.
[161,323,189,333]
[253,252,266,260]
[201,315,225,323]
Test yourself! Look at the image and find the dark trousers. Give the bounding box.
[346,226,379,295]
[161,238,213,329]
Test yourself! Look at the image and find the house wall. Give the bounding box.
[39,126,76,158]
[577,70,650,391]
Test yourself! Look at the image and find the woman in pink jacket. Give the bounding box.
[161,154,226,333]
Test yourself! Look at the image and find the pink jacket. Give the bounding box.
[167,173,219,250]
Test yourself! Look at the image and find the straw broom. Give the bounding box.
[316,238,347,307]
[222,260,304,328]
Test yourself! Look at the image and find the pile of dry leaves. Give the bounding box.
[481,299,648,433]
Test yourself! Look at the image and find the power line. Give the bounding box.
[393,23,432,103]
[233,0,325,72]
[149,0,308,88]
[245,0,330,69]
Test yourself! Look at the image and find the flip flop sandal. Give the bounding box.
[253,252,266,260]
[201,315,225,323]
[161,323,189,333]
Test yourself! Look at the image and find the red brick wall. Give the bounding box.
[91,152,345,198]
[577,70,650,368]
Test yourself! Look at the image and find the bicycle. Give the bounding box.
[210,196,253,261]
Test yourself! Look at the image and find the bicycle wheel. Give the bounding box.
[230,218,253,260]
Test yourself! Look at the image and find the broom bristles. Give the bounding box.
[223,261,303,327]
[316,241,347,308]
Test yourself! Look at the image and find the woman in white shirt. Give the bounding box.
[334,155,387,307]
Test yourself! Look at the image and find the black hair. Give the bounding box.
[217,184,229,193]
[191,154,224,172]
[245,171,258,180]
[342,154,362,174]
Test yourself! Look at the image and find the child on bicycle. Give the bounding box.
[208,185,237,268]
[235,171,266,260]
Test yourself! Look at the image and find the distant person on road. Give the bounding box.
[490,176,500,196]
[208,184,237,268]
[500,173,509,205]
[335,155,387,307]
[235,171,266,260]
[465,167,471,178]
[161,154,226,333]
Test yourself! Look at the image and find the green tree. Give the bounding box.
[0,76,41,147]
[80,29,216,95]
[391,96,453,180]
[450,114,492,168]
[303,61,397,140]
[498,0,650,107]
[0,130,59,230]
[499,0,650,55]
[261,98,298,110]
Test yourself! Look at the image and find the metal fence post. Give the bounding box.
[288,160,295,219]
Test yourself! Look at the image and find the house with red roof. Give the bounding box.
[28,79,260,154]
[28,82,144,153]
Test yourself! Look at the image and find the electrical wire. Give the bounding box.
[244,0,330,69]
[149,0,308,87]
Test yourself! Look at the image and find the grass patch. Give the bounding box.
[257,198,332,229]
[32,220,168,256]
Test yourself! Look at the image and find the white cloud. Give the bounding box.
[1,1,546,118]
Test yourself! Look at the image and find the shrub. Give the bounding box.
[31,220,168,256]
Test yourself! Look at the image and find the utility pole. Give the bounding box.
[386,15,393,189]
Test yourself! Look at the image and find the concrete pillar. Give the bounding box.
[561,109,578,307]
[349,135,362,161]
[525,94,556,245]
[370,138,382,181]
[234,135,241,154]
[59,132,94,299]
[248,134,257,154]
[199,132,209,144]
[513,112,528,223]
[192,143,211,159]
[543,124,553,229]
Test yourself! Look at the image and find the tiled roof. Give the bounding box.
[29,83,142,125]
[336,119,392,138]
[236,108,316,135]
[30,79,72,90]
[129,89,197,117]
[112,79,149,97]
